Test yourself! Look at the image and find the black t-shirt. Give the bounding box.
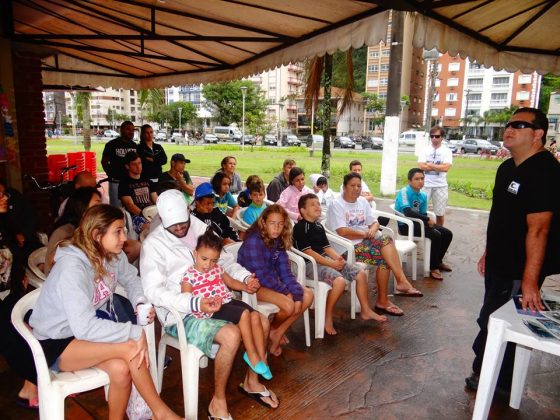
[102,137,138,181]
[137,142,167,180]
[486,151,560,278]
[192,208,239,242]
[118,176,155,212]
[293,219,330,256]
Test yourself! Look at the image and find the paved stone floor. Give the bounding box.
[1,200,559,419]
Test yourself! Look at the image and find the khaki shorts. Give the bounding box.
[424,186,448,216]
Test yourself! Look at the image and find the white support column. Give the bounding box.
[380,116,400,195]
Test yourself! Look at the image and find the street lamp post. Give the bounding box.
[178,107,183,134]
[464,89,472,139]
[240,86,247,151]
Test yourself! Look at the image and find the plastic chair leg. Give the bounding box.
[510,344,532,409]
[314,288,328,339]
[182,348,202,420]
[157,341,167,393]
[40,391,64,420]
[303,309,311,347]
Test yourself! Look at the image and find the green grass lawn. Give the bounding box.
[46,137,501,210]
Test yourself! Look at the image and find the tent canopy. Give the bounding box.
[8,0,560,90]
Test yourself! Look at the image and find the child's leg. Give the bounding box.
[256,287,296,330]
[324,277,346,335]
[237,309,261,366]
[250,311,267,362]
[59,339,180,420]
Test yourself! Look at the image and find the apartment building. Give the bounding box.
[365,13,427,133]
[428,53,541,137]
[249,63,305,132]
[547,92,560,141]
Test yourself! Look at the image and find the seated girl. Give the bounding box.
[238,205,314,356]
[30,204,181,419]
[276,167,313,223]
[181,229,271,380]
[211,172,239,218]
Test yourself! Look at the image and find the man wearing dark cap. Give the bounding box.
[158,153,194,203]
[101,121,138,206]
[466,107,560,396]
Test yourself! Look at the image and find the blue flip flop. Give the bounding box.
[243,352,267,375]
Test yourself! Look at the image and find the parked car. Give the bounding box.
[203,133,219,143]
[334,136,356,149]
[305,134,325,147]
[362,136,383,150]
[241,134,256,145]
[458,138,499,155]
[399,131,427,146]
[443,140,457,153]
[281,134,301,147]
[103,129,119,138]
[170,132,187,144]
[263,134,278,146]
[155,131,167,141]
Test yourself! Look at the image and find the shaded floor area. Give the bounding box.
[1,203,559,419]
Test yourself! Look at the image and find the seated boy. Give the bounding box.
[191,182,240,245]
[293,193,387,335]
[237,175,262,208]
[309,173,335,210]
[242,181,267,225]
[394,168,453,280]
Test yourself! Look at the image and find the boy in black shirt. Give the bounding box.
[292,193,386,336]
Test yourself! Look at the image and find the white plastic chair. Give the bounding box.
[224,242,311,347]
[390,203,434,278]
[155,303,213,420]
[141,205,158,222]
[11,289,110,420]
[291,230,358,339]
[372,209,418,281]
[235,207,251,229]
[227,215,248,235]
[26,246,47,288]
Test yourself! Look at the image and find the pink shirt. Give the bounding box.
[277,185,314,222]
[182,264,233,319]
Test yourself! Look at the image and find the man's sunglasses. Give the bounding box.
[505,121,538,130]
[430,134,442,138]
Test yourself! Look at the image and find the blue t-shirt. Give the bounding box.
[214,191,237,214]
[394,185,427,227]
[243,202,267,225]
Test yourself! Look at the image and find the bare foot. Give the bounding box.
[268,329,283,356]
[324,315,337,335]
[360,308,387,322]
[269,343,282,357]
[208,397,229,419]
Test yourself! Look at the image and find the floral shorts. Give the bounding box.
[306,260,362,287]
[166,315,229,357]
[354,233,393,269]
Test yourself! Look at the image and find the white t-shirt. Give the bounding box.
[418,144,453,188]
[326,195,376,254]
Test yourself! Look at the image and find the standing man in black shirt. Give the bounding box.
[101,121,138,206]
[466,107,560,394]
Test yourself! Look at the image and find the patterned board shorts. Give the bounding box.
[424,186,448,216]
[354,233,393,270]
[166,315,229,357]
[306,260,362,287]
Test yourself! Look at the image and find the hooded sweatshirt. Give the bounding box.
[30,245,145,342]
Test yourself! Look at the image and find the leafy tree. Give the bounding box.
[138,88,165,124]
[163,101,197,131]
[539,74,560,113]
[202,81,268,128]
[105,109,131,129]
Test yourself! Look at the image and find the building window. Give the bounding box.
[378,92,387,99]
[492,76,510,87]
[369,50,379,58]
[433,93,439,102]
[380,64,389,72]
[490,92,508,105]
[380,78,388,86]
[445,108,456,116]
[447,78,459,87]
[469,62,484,71]
[382,50,390,57]
[516,91,530,101]
[448,62,460,72]
[435,79,441,87]
[368,65,379,72]
[468,78,483,87]
[446,93,457,102]
[367,79,379,88]
[468,93,482,104]
[518,74,532,84]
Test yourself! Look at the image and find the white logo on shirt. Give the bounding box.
[507,181,520,195]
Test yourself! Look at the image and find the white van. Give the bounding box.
[213,126,242,142]
[399,131,428,146]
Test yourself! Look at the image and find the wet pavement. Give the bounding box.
[1,201,559,419]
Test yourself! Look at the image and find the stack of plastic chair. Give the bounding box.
[47,154,68,183]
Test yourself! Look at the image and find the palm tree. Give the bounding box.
[138,88,165,125]
[75,92,92,151]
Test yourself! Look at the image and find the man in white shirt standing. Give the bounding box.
[418,126,452,227]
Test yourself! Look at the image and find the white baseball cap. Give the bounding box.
[156,190,190,228]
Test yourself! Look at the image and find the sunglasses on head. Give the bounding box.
[505,121,538,130]
[430,134,442,138]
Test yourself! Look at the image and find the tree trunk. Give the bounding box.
[321,54,333,177]
[82,93,92,151]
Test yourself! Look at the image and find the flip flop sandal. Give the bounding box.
[374,305,404,317]
[394,288,424,297]
[430,271,444,280]
[238,383,279,409]
[207,408,233,420]
[16,396,39,410]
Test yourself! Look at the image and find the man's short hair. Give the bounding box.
[407,168,424,181]
[120,120,134,129]
[124,151,140,165]
[513,107,549,144]
[298,193,319,211]
[283,159,296,168]
[248,181,264,194]
[349,160,362,170]
[430,125,445,137]
[343,172,361,186]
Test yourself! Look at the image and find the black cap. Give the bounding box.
[171,153,191,163]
